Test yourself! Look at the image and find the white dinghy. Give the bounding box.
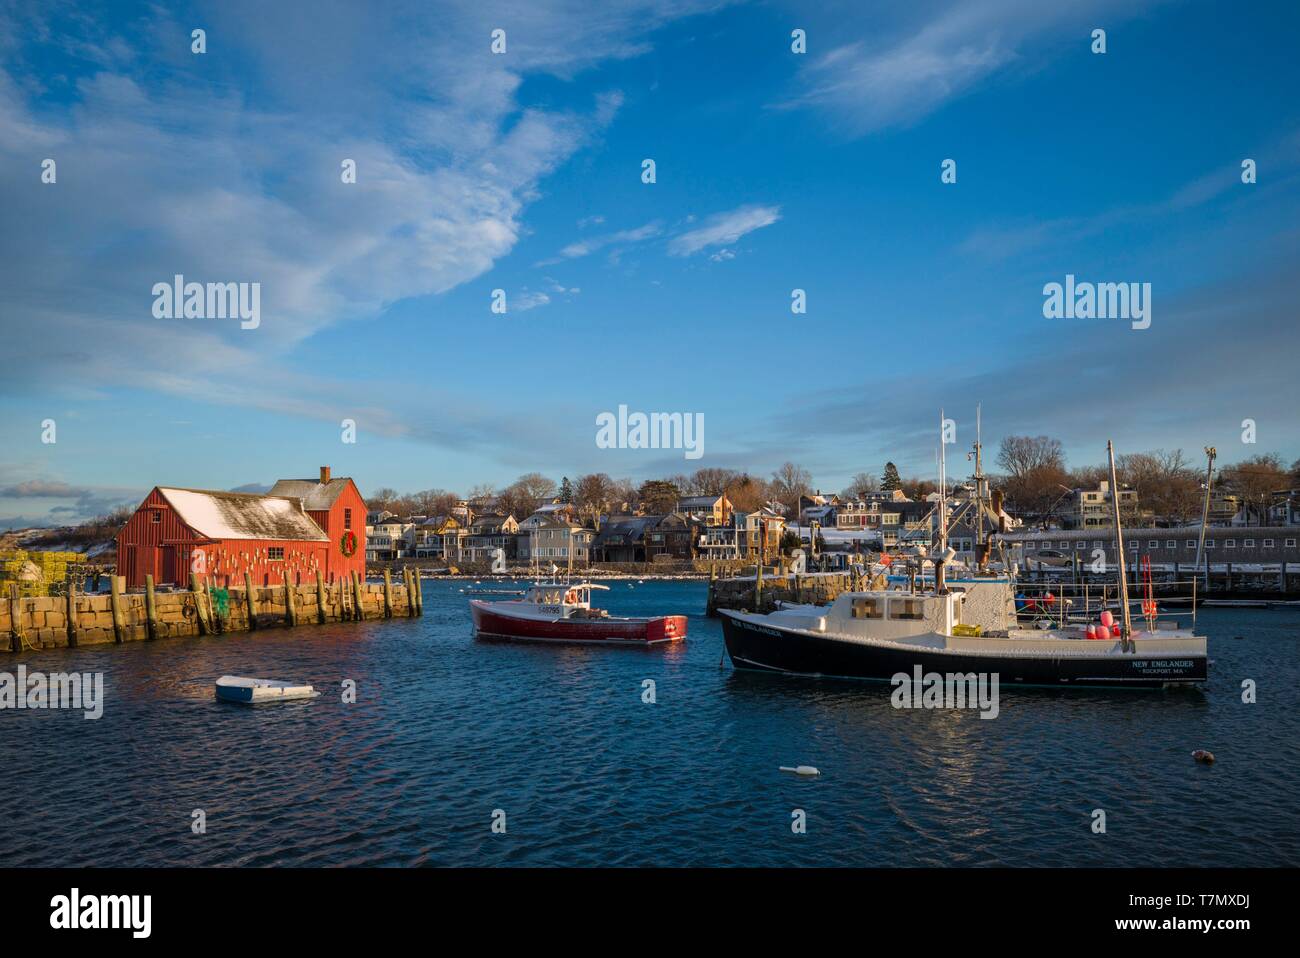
[215,675,319,704]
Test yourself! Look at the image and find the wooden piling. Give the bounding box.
[401,567,413,616]
[190,572,210,635]
[413,568,423,616]
[352,571,365,620]
[755,562,764,611]
[144,574,159,640]
[9,584,24,652]
[204,576,221,633]
[109,574,125,643]
[244,572,257,630]
[65,577,77,647]
[284,576,298,627]
[316,571,328,624]
[383,569,394,618]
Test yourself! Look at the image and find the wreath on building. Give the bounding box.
[340,530,358,557]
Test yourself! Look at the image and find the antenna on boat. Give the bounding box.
[1106,440,1134,651]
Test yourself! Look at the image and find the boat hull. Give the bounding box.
[471,600,686,646]
[214,677,318,704]
[720,613,1206,689]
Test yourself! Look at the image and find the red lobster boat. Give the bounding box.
[470,581,687,646]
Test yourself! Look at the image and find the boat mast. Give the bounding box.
[1106,440,1133,651]
[936,409,949,593]
[1194,446,1217,589]
[973,403,985,570]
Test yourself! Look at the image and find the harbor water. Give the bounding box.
[2,580,1297,867]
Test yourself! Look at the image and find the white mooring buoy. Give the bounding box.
[780,765,821,777]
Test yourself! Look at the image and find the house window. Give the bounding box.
[1186,540,1196,548]
[1286,539,1297,548]
[1244,539,1255,548]
[851,597,883,619]
[1149,540,1159,549]
[891,598,925,620]
[1166,540,1176,549]
[151,510,162,523]
[344,508,352,530]
[1225,540,1236,549]
[1264,539,1274,548]
[1205,540,1215,549]
[268,547,285,560]
[1059,541,1069,549]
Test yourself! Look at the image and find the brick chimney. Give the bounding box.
[320,465,331,484]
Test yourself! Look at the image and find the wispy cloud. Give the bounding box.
[780,0,1162,135]
[541,221,664,264]
[667,203,781,256]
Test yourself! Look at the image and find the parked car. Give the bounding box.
[1027,549,1073,569]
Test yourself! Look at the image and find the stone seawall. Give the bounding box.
[707,569,856,615]
[3,571,422,653]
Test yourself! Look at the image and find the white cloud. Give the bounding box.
[668,204,781,256]
[514,290,552,311]
[0,1,721,446]
[781,0,1162,135]
[548,221,664,262]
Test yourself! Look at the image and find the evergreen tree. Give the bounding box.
[881,462,902,492]
[558,476,574,503]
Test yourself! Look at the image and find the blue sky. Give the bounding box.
[2,0,1298,527]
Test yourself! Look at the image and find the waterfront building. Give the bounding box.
[116,466,368,588]
[1066,480,1146,529]
[999,525,1300,569]
[365,515,412,561]
[676,494,732,527]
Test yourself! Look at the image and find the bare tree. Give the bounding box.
[996,436,1069,517]
[689,467,739,496]
[574,473,615,526]
[842,472,879,500]
[725,473,768,513]
[366,488,401,512]
[1220,454,1289,525]
[769,462,813,517]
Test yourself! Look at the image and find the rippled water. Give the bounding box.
[2,580,1297,867]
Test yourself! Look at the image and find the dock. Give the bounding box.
[3,569,423,653]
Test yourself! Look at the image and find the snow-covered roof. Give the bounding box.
[158,488,329,542]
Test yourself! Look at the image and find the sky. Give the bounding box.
[1,0,1298,528]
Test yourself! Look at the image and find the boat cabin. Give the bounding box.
[523,581,610,616]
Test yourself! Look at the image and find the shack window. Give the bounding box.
[268,547,285,561]
[344,508,352,530]
[851,597,882,619]
[151,510,162,523]
[891,598,924,620]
